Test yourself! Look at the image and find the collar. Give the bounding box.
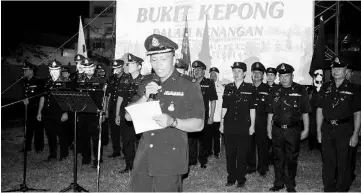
[155,69,180,85]
[332,79,349,89]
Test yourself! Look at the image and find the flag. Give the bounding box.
[78,16,88,58]
[198,15,212,76]
[309,16,325,77]
[181,17,191,75]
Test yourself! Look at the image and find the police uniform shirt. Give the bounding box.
[42,77,69,116]
[222,82,255,135]
[252,82,270,115]
[267,82,309,125]
[316,80,361,120]
[200,78,218,114]
[134,70,205,176]
[77,75,106,110]
[23,76,42,110]
[118,74,143,107]
[106,73,128,105]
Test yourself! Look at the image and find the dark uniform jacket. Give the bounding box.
[117,74,143,115]
[267,82,309,125]
[77,74,107,112]
[316,80,361,120]
[199,77,218,116]
[106,73,129,107]
[42,76,70,117]
[222,81,255,135]
[23,76,43,112]
[133,70,205,176]
[252,83,270,116]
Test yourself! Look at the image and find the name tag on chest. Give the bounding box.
[201,85,209,88]
[164,91,184,96]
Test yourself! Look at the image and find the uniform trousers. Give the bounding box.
[25,107,44,152]
[321,122,353,192]
[120,120,137,169]
[309,109,320,150]
[272,125,301,189]
[209,122,221,156]
[225,134,250,183]
[109,106,121,154]
[247,114,269,173]
[189,113,209,165]
[43,115,68,158]
[78,113,103,163]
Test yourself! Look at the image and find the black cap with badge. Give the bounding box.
[74,54,86,62]
[330,56,348,68]
[23,61,37,71]
[209,67,219,73]
[231,62,247,72]
[113,59,124,68]
[276,63,294,74]
[192,60,206,70]
[266,67,277,75]
[251,62,265,72]
[49,60,62,70]
[175,59,188,70]
[144,34,179,56]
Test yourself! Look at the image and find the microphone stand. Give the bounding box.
[1,76,24,95]
[96,83,107,192]
[1,92,47,109]
[3,104,48,192]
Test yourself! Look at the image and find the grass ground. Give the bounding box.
[1,126,360,192]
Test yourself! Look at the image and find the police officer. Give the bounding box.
[191,60,217,168]
[106,59,126,158]
[266,67,278,89]
[220,62,255,188]
[247,62,270,176]
[209,67,223,159]
[267,63,309,192]
[316,57,360,192]
[175,58,188,74]
[70,54,85,81]
[37,61,69,161]
[115,53,144,173]
[128,33,205,192]
[21,61,44,153]
[77,58,106,168]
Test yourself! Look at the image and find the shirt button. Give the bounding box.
[149,144,153,148]
[151,133,154,136]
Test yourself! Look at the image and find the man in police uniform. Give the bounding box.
[126,34,204,191]
[115,53,144,173]
[21,61,44,153]
[191,60,217,168]
[175,58,188,74]
[106,59,126,158]
[266,67,278,89]
[209,67,223,159]
[316,57,360,192]
[220,62,255,188]
[267,63,309,192]
[77,58,107,168]
[37,61,69,161]
[247,62,270,176]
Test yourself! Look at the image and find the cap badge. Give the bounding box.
[52,62,56,67]
[281,64,285,70]
[152,37,160,47]
[77,56,81,60]
[256,63,259,68]
[113,61,117,65]
[84,59,88,64]
[335,57,340,63]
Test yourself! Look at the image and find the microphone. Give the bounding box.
[103,83,108,92]
[148,77,160,101]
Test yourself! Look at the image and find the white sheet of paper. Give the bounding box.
[125,101,163,134]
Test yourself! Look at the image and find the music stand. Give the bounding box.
[52,91,99,192]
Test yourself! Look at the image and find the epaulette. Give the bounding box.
[180,73,196,83]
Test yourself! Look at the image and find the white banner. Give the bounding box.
[115,0,314,85]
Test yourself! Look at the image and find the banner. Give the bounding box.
[115,0,314,85]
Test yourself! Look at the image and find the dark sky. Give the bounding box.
[2,1,89,48]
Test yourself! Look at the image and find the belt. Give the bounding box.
[324,117,351,126]
[273,122,298,129]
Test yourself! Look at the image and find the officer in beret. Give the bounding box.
[267,63,309,192]
[37,60,69,162]
[246,62,270,176]
[127,34,204,191]
[21,61,44,153]
[190,60,218,168]
[115,53,144,173]
[209,67,223,159]
[77,58,107,168]
[316,57,361,191]
[220,62,255,188]
[175,58,188,74]
[105,59,128,159]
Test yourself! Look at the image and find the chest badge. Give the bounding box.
[168,101,175,112]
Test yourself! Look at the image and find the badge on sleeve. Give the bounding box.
[168,101,175,111]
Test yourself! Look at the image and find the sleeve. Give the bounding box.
[185,82,205,119]
[300,86,310,114]
[209,81,218,101]
[105,79,112,96]
[266,89,274,113]
[315,85,326,108]
[249,86,255,109]
[352,85,361,113]
[222,85,230,109]
[117,82,127,98]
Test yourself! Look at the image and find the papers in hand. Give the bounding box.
[125,101,163,134]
